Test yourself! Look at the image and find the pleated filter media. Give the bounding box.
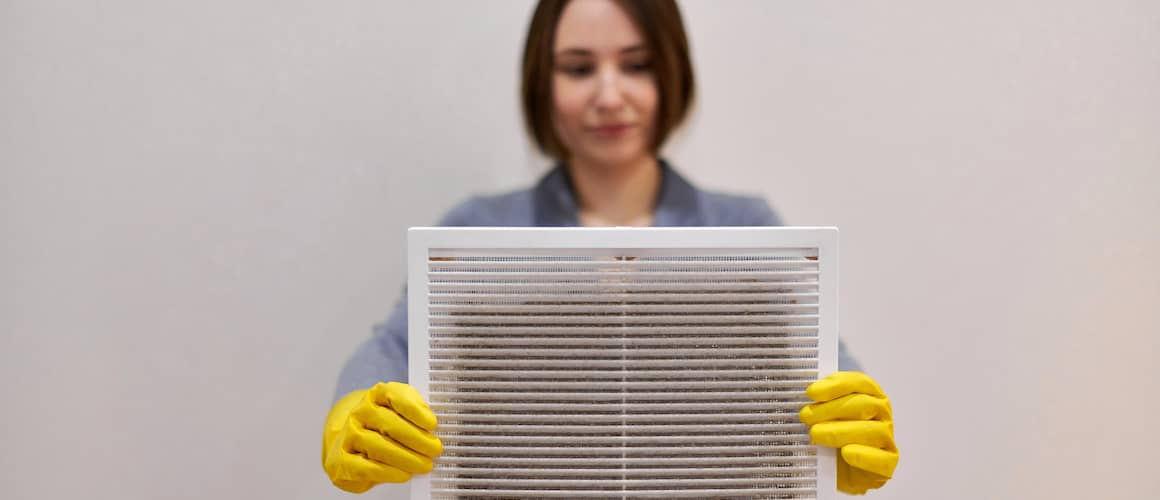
[409,227,838,500]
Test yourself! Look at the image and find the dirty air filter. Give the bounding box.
[408,227,838,500]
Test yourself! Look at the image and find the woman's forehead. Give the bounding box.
[554,0,644,53]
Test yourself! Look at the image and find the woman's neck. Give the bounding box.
[566,155,661,227]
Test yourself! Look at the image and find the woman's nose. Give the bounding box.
[593,66,626,111]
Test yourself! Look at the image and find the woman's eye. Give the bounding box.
[624,61,653,73]
[559,65,594,77]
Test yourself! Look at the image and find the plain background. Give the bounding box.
[3,0,1158,498]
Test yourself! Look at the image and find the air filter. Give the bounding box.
[409,227,838,499]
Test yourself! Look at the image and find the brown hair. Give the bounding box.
[520,0,695,160]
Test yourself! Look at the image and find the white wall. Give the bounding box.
[2,1,1157,499]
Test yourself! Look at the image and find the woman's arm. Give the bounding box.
[333,292,409,402]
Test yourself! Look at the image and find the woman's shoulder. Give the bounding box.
[436,188,537,227]
[695,189,784,227]
[662,161,783,227]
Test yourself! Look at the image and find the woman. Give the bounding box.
[322,0,898,495]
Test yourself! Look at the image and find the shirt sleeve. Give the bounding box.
[333,292,409,402]
[332,198,486,402]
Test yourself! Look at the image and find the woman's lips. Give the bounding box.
[590,123,635,138]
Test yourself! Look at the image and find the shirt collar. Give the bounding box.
[532,159,702,227]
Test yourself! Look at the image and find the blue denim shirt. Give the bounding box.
[334,162,861,400]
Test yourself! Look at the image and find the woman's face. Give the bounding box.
[552,0,658,169]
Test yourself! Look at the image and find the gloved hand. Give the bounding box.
[799,371,898,495]
[322,382,443,493]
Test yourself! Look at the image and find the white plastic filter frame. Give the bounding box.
[408,227,838,500]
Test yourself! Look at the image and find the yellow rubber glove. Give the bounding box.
[322,382,443,493]
[799,372,898,495]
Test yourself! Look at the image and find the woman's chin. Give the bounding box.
[575,143,652,170]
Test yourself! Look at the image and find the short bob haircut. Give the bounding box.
[520,0,695,160]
